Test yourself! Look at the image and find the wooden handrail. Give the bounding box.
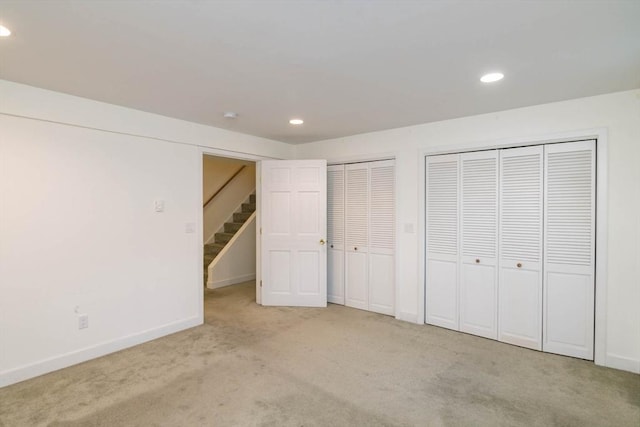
[203,165,246,208]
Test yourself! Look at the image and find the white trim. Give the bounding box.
[0,317,201,388]
[605,353,640,374]
[199,145,282,162]
[196,153,205,326]
[419,128,609,367]
[207,273,257,289]
[199,149,279,307]
[256,162,262,305]
[325,151,397,165]
[397,311,419,324]
[594,131,608,367]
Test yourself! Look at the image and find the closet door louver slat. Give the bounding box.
[328,167,345,246]
[327,165,345,304]
[369,160,395,315]
[543,140,595,360]
[345,164,369,310]
[460,151,498,339]
[498,146,543,350]
[425,154,459,330]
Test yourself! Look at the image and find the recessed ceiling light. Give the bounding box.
[0,25,11,37]
[223,112,238,119]
[480,72,504,83]
[289,119,304,125]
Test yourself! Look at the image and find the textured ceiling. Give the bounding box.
[1,1,639,144]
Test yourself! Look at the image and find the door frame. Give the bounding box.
[418,128,609,367]
[198,147,283,313]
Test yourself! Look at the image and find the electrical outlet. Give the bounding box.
[78,314,89,330]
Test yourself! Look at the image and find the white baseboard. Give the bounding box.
[396,311,420,324]
[605,353,640,374]
[0,316,202,388]
[328,296,345,305]
[207,273,256,289]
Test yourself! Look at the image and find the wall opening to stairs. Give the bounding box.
[202,155,257,290]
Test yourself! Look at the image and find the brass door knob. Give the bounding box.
[319,239,326,245]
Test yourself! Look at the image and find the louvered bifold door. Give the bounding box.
[498,146,544,350]
[327,165,346,305]
[425,154,460,330]
[345,163,369,310]
[368,160,395,315]
[543,140,596,359]
[460,151,498,339]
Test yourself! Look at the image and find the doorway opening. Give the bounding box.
[202,154,257,293]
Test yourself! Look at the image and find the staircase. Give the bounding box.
[204,194,256,285]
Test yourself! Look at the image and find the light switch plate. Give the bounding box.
[185,222,196,234]
[154,200,165,213]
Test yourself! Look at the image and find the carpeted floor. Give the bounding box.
[0,281,638,426]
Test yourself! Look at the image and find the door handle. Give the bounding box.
[319,239,326,245]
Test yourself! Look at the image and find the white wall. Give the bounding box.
[207,215,256,289]
[0,80,294,387]
[296,89,640,373]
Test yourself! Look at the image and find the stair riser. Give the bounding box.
[204,244,225,255]
[233,212,252,222]
[224,223,243,233]
[241,203,256,213]
[214,233,234,244]
[249,194,256,204]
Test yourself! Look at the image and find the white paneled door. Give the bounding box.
[459,150,498,339]
[368,160,396,315]
[425,154,460,330]
[327,164,345,305]
[543,140,595,359]
[259,160,327,307]
[498,146,544,350]
[345,163,369,310]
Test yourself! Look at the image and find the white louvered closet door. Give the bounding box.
[368,160,395,315]
[425,154,460,330]
[345,163,369,310]
[543,141,596,359]
[460,151,498,339]
[327,165,345,305]
[499,146,544,350]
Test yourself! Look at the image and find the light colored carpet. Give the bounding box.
[1,281,638,426]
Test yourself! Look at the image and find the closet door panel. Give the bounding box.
[327,165,345,304]
[460,263,496,338]
[369,253,394,315]
[345,251,368,309]
[499,146,543,350]
[425,154,459,330]
[345,164,369,310]
[543,140,595,359]
[369,160,395,315]
[459,151,498,339]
